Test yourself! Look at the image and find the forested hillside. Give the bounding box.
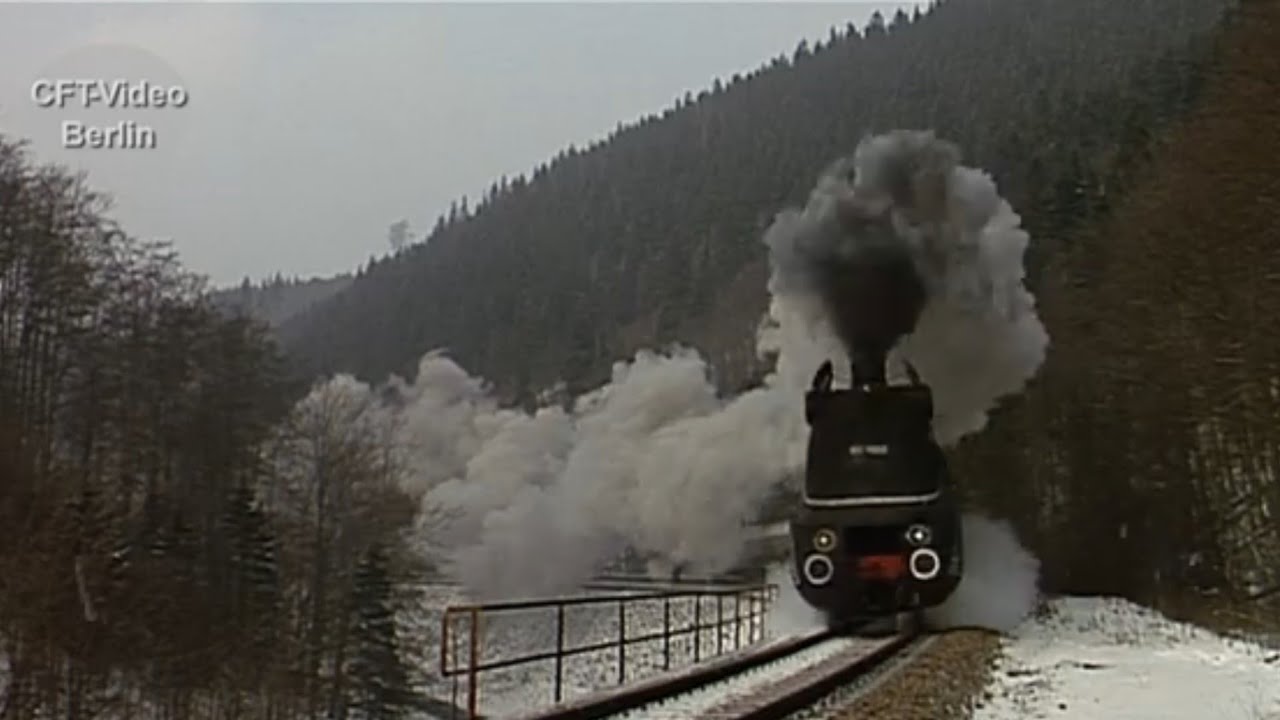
[280,0,1231,404]
[211,272,353,328]
[956,0,1280,624]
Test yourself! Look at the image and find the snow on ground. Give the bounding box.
[974,596,1280,720]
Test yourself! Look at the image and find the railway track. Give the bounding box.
[512,616,924,720]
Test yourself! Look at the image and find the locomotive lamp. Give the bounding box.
[905,524,932,547]
[909,548,942,581]
[803,554,835,586]
[813,528,838,552]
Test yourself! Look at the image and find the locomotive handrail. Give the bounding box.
[439,583,778,719]
[409,572,760,590]
[585,571,761,587]
[803,489,943,507]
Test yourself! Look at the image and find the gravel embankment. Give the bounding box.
[823,629,1003,720]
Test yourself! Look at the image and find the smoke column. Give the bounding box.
[761,129,1048,443]
[306,131,1048,622]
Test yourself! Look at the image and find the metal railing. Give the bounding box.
[439,582,778,719]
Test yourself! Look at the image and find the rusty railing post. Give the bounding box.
[468,607,480,720]
[734,592,743,649]
[662,595,671,671]
[617,599,626,684]
[554,603,565,703]
[763,585,772,639]
[765,586,774,636]
[716,594,724,655]
[753,588,762,643]
[451,614,460,720]
[754,588,764,641]
[693,594,702,663]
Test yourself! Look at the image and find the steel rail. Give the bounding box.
[509,627,839,720]
[512,616,921,720]
[703,622,920,720]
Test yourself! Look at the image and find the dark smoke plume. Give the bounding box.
[762,129,1048,444]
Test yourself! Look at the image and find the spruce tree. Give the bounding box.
[348,544,413,719]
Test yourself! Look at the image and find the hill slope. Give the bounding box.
[210,273,353,328]
[278,0,1231,402]
[954,0,1280,615]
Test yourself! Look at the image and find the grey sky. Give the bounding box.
[0,2,912,288]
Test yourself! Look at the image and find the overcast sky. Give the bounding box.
[0,2,912,288]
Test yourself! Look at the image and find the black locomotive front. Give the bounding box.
[789,364,962,621]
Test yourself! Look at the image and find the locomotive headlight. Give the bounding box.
[802,554,835,586]
[812,528,838,552]
[905,524,932,547]
[909,548,942,581]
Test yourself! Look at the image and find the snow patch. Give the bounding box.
[974,597,1280,720]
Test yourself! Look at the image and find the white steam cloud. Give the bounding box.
[404,349,805,599]
[927,515,1042,632]
[301,130,1046,611]
[764,563,825,636]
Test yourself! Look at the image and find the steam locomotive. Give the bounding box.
[785,232,963,623]
[789,356,962,623]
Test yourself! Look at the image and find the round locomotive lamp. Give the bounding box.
[812,528,838,552]
[909,548,942,581]
[905,524,932,547]
[803,554,835,586]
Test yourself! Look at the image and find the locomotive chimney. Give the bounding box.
[817,239,926,386]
